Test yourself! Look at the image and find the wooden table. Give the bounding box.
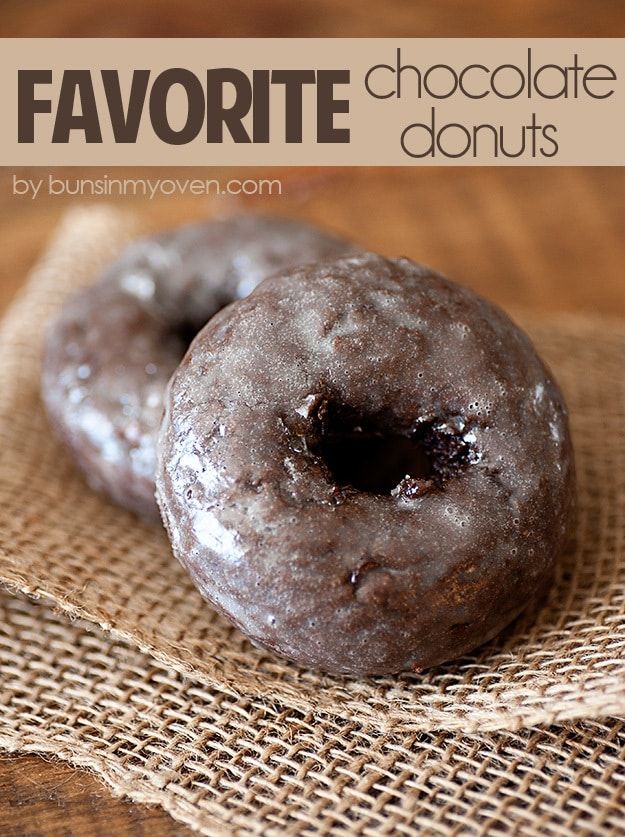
[2,2,625,835]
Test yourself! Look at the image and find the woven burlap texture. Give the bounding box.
[2,589,625,836]
[1,206,625,735]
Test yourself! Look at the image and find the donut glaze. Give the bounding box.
[156,253,575,676]
[41,215,356,519]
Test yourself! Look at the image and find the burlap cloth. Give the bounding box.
[1,206,625,833]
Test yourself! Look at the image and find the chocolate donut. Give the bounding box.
[41,215,356,519]
[156,253,575,676]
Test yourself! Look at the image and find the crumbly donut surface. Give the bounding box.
[156,254,575,675]
[42,216,356,519]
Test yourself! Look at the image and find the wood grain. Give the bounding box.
[1,1,625,834]
[2,0,624,37]
[0,754,189,836]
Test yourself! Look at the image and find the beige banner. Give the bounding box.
[1,38,623,165]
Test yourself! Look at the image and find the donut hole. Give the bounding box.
[312,403,474,497]
[174,320,201,349]
[173,304,229,351]
[321,429,431,495]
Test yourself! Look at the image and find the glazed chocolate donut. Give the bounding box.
[41,215,356,519]
[156,253,575,676]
